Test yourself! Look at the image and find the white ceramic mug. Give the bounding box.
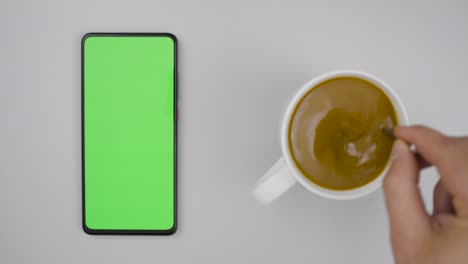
[252,70,408,204]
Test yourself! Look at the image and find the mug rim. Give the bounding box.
[280,70,409,200]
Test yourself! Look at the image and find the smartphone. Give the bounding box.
[81,33,177,235]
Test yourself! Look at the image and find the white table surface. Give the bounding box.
[2,0,468,263]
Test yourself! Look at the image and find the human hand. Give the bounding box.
[383,125,468,264]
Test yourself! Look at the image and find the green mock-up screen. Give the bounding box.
[82,34,176,233]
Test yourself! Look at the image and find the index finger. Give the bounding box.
[394,125,452,171]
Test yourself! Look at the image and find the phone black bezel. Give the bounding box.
[81,32,178,235]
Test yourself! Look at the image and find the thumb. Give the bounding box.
[383,140,431,241]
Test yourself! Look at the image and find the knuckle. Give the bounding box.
[456,136,468,150]
[437,134,452,149]
[411,125,435,136]
[411,124,428,131]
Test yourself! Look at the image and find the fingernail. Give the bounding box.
[391,140,408,160]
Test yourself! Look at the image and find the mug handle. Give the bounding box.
[252,158,297,205]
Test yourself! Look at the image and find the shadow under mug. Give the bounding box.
[252,70,409,204]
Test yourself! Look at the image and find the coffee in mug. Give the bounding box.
[289,76,397,190]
